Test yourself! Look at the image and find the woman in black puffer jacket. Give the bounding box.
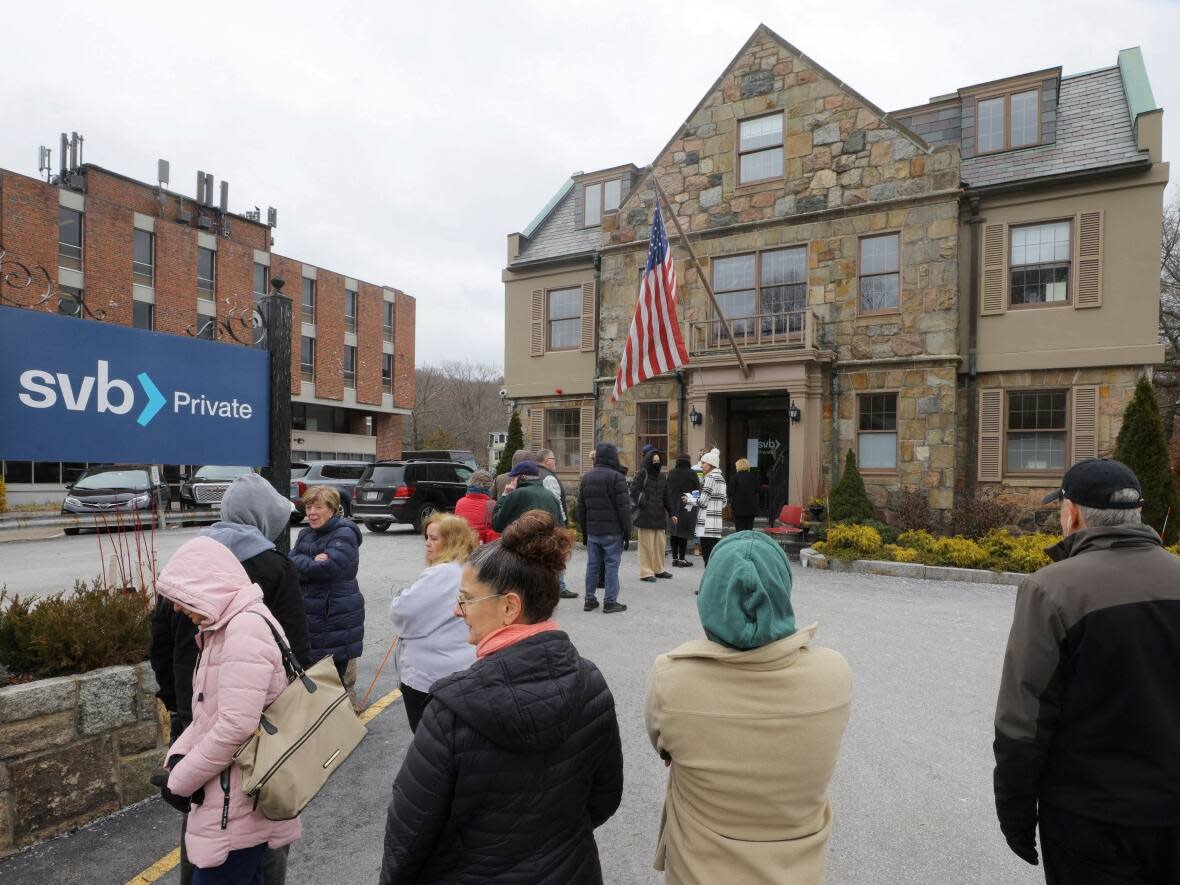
[379,511,623,885]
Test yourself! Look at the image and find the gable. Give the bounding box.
[610,25,956,244]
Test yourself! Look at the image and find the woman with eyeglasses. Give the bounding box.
[379,510,624,885]
[388,513,478,732]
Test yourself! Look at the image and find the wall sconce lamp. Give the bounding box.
[788,401,802,423]
[688,405,703,426]
[293,436,305,445]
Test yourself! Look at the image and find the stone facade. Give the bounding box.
[0,663,165,855]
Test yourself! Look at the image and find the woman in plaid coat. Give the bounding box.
[694,448,728,565]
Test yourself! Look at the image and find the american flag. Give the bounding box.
[610,206,689,402]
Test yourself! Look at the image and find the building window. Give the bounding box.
[858,233,900,314]
[198,312,216,340]
[857,393,897,471]
[344,344,356,388]
[58,207,83,270]
[1006,390,1067,473]
[1010,221,1070,307]
[545,409,581,469]
[133,300,154,330]
[345,289,358,334]
[197,247,216,294]
[253,263,268,298]
[582,177,623,228]
[57,285,84,318]
[636,401,668,462]
[383,301,393,342]
[738,113,784,184]
[301,277,316,324]
[546,287,581,350]
[382,352,393,394]
[300,336,315,382]
[133,229,154,285]
[977,89,1040,153]
[711,246,806,340]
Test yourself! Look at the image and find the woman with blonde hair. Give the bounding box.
[730,458,760,533]
[388,513,478,731]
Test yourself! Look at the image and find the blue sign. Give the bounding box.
[0,306,270,465]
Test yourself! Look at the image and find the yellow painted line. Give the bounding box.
[124,689,403,884]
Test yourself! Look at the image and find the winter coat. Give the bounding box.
[664,462,700,541]
[379,631,623,884]
[454,491,499,544]
[576,443,633,539]
[695,469,727,539]
[631,461,672,530]
[539,467,568,525]
[157,537,301,869]
[290,516,364,662]
[729,471,760,519]
[490,479,564,533]
[994,523,1180,838]
[645,625,851,885]
[388,561,475,694]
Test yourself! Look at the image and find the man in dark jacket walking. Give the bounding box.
[149,471,311,885]
[576,443,632,613]
[993,458,1180,883]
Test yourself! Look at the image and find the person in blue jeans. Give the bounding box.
[576,442,633,614]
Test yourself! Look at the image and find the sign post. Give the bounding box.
[259,279,293,555]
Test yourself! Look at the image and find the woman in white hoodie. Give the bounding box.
[389,514,479,731]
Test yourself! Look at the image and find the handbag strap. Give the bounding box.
[249,612,316,692]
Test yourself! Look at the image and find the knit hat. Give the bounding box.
[700,447,720,468]
[508,460,540,478]
[697,531,796,650]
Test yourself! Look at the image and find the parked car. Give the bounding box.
[288,460,370,522]
[179,465,255,512]
[61,464,170,535]
[350,460,473,533]
[400,449,478,470]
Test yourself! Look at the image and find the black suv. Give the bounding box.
[351,460,473,533]
[289,460,370,523]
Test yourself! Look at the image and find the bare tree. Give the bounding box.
[406,361,506,458]
[1157,195,1180,430]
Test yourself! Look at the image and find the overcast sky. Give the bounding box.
[2,1,1177,370]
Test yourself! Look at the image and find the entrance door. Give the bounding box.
[724,395,790,519]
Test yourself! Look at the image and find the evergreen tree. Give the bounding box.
[828,449,875,523]
[496,411,525,476]
[1114,376,1180,543]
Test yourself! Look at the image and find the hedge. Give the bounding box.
[814,525,1061,574]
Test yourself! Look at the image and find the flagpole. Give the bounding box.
[649,173,750,378]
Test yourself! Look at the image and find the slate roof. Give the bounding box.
[512,184,602,265]
[961,67,1148,189]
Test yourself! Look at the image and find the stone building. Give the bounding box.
[502,25,1167,525]
[0,155,415,504]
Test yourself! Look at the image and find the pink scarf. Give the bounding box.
[476,620,560,659]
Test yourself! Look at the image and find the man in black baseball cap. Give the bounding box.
[993,458,1180,883]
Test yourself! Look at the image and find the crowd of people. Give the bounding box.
[144,451,1180,885]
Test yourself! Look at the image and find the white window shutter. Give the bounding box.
[981,223,1007,315]
[529,408,544,452]
[1071,386,1099,462]
[1075,211,1103,309]
[978,388,1003,481]
[530,289,545,356]
[580,281,596,352]
[579,403,595,474]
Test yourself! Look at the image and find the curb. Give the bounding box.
[0,511,219,533]
[799,548,1026,586]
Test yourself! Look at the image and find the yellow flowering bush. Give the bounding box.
[897,529,937,552]
[811,524,1060,574]
[822,523,883,560]
[982,529,1060,573]
[881,544,920,563]
[927,536,991,569]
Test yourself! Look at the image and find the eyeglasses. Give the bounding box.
[456,593,506,615]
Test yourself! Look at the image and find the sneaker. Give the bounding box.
[641,576,657,583]
[655,572,673,579]
[584,600,600,611]
[682,559,694,567]
[559,589,579,599]
[603,602,628,614]
[671,559,687,567]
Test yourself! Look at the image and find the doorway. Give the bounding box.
[724,395,790,518]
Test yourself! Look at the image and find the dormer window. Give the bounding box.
[584,177,623,227]
[978,89,1039,153]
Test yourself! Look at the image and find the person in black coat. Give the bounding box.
[730,457,761,533]
[631,448,673,582]
[380,511,624,885]
[576,443,633,613]
[148,472,311,885]
[664,454,701,567]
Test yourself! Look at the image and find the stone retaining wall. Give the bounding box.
[0,663,164,855]
[800,547,1025,586]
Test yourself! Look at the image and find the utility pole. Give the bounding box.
[259,278,293,554]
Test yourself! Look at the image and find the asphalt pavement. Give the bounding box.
[0,525,1040,884]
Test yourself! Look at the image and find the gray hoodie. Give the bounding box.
[200,473,293,562]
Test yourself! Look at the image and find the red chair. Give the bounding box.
[763,505,806,539]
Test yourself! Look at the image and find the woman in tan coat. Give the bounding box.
[644,531,852,884]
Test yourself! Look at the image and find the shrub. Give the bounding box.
[829,450,875,523]
[982,529,1059,573]
[881,544,920,563]
[897,529,938,552]
[0,474,6,512]
[0,579,152,679]
[891,488,934,532]
[861,519,901,545]
[823,523,883,560]
[946,495,1014,539]
[1114,376,1180,544]
[927,536,991,569]
[495,410,526,477]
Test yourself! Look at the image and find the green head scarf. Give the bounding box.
[697,531,796,650]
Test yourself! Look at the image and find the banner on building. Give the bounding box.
[0,306,270,465]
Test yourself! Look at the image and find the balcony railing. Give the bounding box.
[687,310,814,356]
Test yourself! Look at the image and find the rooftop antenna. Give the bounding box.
[59,133,68,177]
[267,206,278,229]
[69,132,79,171]
[196,170,206,205]
[204,172,214,207]
[38,145,52,182]
[157,159,170,212]
[219,180,229,213]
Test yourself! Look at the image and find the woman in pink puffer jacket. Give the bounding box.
[156,536,301,881]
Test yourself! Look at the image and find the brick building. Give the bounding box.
[0,157,415,504]
[503,25,1168,527]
